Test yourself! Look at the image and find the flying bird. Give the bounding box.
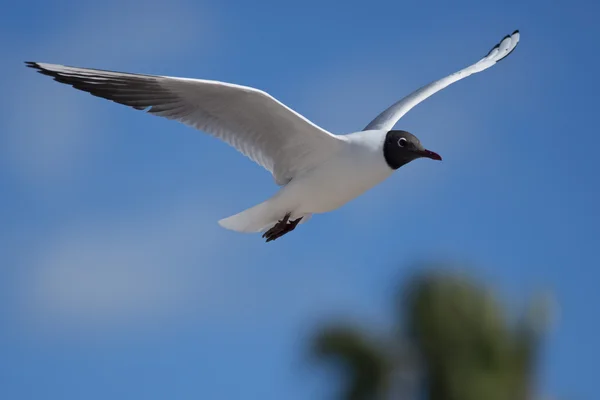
[26,30,520,242]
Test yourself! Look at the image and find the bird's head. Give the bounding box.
[383,130,442,170]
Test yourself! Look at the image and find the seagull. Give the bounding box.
[25,30,520,242]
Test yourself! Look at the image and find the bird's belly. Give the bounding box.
[305,181,377,212]
[284,156,393,214]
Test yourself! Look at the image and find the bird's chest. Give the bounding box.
[290,146,393,213]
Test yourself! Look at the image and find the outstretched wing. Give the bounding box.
[26,62,345,185]
[363,30,520,132]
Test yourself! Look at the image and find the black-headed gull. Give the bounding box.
[26,30,520,242]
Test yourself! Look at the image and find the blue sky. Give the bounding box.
[1,0,598,398]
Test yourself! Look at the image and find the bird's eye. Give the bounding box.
[398,138,408,147]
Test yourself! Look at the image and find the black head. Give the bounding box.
[383,130,442,170]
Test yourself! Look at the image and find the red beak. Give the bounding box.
[421,149,442,161]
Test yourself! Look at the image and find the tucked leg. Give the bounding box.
[262,213,303,242]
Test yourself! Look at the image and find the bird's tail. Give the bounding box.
[218,199,279,233]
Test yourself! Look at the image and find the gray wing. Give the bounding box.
[26,62,344,185]
[363,30,520,132]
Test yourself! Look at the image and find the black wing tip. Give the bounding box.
[502,29,520,40]
[496,30,520,63]
[485,30,520,60]
[25,61,41,69]
[24,61,64,79]
[25,61,52,75]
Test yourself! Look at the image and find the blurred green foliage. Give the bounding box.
[310,268,553,400]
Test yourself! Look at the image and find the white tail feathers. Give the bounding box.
[218,199,278,233]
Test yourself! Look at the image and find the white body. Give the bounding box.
[219,130,392,232]
[26,31,520,236]
[284,130,391,213]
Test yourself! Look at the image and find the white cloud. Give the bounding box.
[15,196,230,333]
[12,192,370,337]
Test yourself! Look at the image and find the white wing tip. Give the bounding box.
[483,30,520,63]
